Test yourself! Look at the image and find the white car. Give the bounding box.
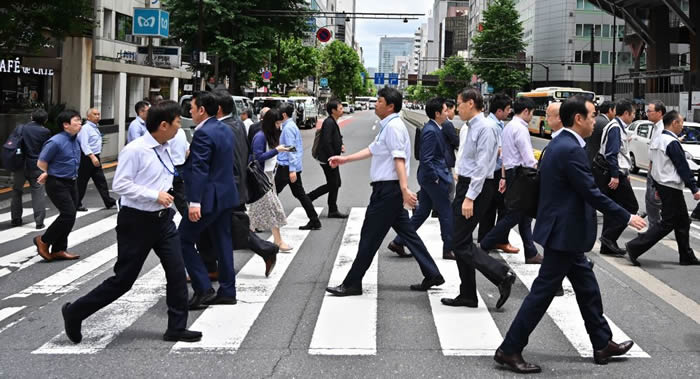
[626,120,700,173]
[341,102,354,114]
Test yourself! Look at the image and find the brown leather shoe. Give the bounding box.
[495,243,520,254]
[264,255,276,278]
[443,251,457,260]
[525,253,543,264]
[387,241,412,257]
[34,236,52,261]
[52,251,80,260]
[593,340,634,365]
[208,272,219,282]
[494,348,542,374]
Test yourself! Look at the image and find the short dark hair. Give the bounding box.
[57,109,81,129]
[513,97,536,115]
[425,97,446,120]
[378,86,403,113]
[560,96,591,128]
[146,100,181,133]
[599,100,615,115]
[649,100,666,115]
[615,99,634,116]
[326,99,341,115]
[243,109,253,119]
[663,110,681,127]
[445,99,456,109]
[279,102,295,118]
[135,101,150,115]
[192,91,219,117]
[262,108,283,147]
[215,90,234,115]
[458,88,484,111]
[489,93,512,114]
[31,109,48,125]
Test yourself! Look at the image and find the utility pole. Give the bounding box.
[197,0,204,90]
[590,31,595,93]
[530,55,534,90]
[612,8,617,101]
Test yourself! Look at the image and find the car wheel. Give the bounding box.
[630,153,639,174]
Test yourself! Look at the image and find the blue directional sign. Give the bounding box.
[320,77,329,88]
[389,73,399,86]
[374,73,385,85]
[132,8,170,38]
[360,72,366,81]
[305,17,317,32]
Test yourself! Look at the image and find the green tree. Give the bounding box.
[434,56,473,99]
[258,37,320,90]
[164,0,307,94]
[471,0,528,93]
[319,41,364,100]
[0,0,94,53]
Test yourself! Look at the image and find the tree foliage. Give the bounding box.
[471,0,528,93]
[431,56,473,99]
[260,37,320,89]
[319,41,364,101]
[0,0,94,53]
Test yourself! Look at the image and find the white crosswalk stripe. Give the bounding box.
[0,206,658,358]
[0,208,101,250]
[0,208,35,223]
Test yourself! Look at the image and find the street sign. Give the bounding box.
[316,28,332,43]
[262,71,272,82]
[136,46,180,68]
[487,85,494,94]
[132,8,169,38]
[389,73,399,86]
[183,84,193,92]
[305,17,317,32]
[320,78,329,88]
[360,72,366,81]
[374,73,385,85]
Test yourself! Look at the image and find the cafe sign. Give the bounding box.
[0,57,54,76]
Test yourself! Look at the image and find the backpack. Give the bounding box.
[311,126,323,161]
[414,127,422,160]
[1,124,25,171]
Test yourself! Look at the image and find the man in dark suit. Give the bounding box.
[389,97,454,260]
[494,96,646,374]
[441,99,459,199]
[247,107,268,149]
[179,91,239,309]
[586,100,615,164]
[11,108,51,228]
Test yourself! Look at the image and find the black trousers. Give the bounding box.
[77,154,115,208]
[478,169,505,243]
[627,182,695,262]
[452,176,510,302]
[594,171,638,243]
[42,176,78,252]
[274,165,319,221]
[499,249,612,354]
[172,165,188,217]
[307,163,341,213]
[67,207,188,331]
[342,181,441,287]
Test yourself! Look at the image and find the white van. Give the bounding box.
[288,96,319,129]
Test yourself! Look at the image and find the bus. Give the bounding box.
[516,87,595,137]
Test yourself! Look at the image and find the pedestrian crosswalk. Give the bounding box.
[0,205,666,359]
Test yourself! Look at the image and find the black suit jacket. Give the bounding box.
[585,115,609,163]
[21,121,51,175]
[221,116,249,205]
[441,119,459,168]
[247,121,262,149]
[317,117,343,162]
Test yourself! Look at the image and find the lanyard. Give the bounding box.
[153,147,178,177]
[378,114,399,140]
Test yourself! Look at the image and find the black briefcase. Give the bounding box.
[504,166,540,219]
[592,153,609,176]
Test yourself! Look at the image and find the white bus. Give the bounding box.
[516,87,595,137]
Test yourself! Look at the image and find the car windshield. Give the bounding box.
[680,125,700,144]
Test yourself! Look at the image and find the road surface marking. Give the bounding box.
[0,208,37,223]
[309,207,376,355]
[0,208,100,247]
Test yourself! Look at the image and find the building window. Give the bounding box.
[601,51,609,64]
[602,24,610,38]
[575,51,582,63]
[617,52,632,65]
[115,12,141,44]
[577,0,599,10]
[576,24,583,37]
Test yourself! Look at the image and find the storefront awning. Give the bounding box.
[94,59,192,79]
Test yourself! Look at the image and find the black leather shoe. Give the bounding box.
[204,295,237,305]
[264,255,277,277]
[299,220,322,230]
[326,284,362,297]
[76,206,88,212]
[163,329,203,342]
[10,219,22,227]
[105,200,117,209]
[35,223,45,229]
[496,271,516,309]
[327,211,349,219]
[188,288,216,310]
[625,243,641,266]
[555,286,564,297]
[691,212,700,222]
[410,275,445,291]
[442,251,456,260]
[680,257,700,266]
[494,348,542,374]
[593,340,634,365]
[600,237,625,256]
[387,241,412,257]
[62,303,82,344]
[440,297,478,308]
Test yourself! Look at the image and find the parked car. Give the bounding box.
[626,120,700,173]
[341,102,354,114]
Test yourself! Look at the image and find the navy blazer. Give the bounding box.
[441,119,459,168]
[534,130,629,253]
[417,120,452,185]
[184,117,239,214]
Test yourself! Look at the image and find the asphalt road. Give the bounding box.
[0,110,697,378]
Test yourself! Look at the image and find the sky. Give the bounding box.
[354,0,433,69]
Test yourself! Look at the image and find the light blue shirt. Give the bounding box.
[127,116,147,144]
[278,118,303,172]
[169,128,189,166]
[368,113,411,182]
[488,112,505,169]
[77,120,102,155]
[502,115,537,170]
[456,113,500,200]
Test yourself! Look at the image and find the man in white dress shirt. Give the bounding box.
[61,100,202,344]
